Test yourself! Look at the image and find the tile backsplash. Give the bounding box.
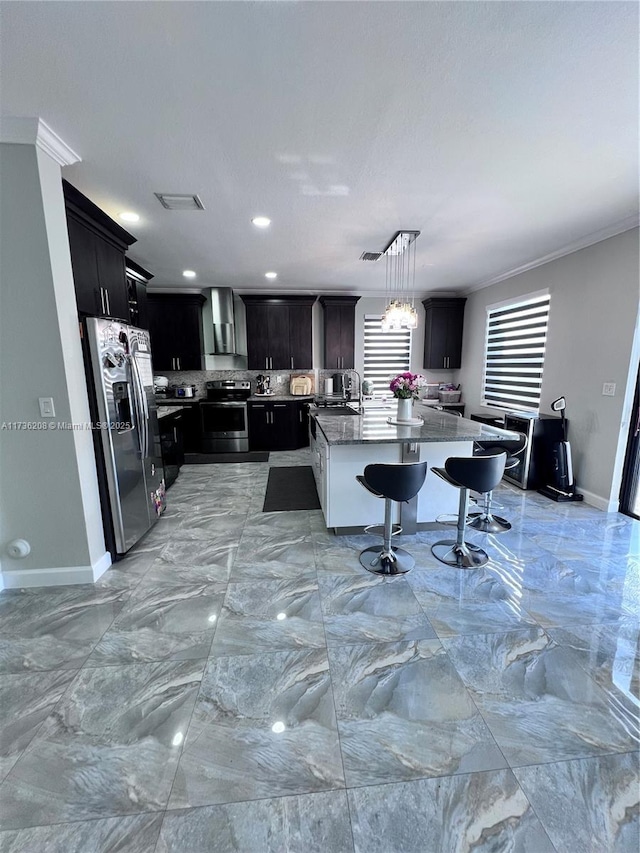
[158,369,332,397]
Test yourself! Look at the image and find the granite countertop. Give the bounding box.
[313,403,519,446]
[157,405,185,419]
[155,397,202,405]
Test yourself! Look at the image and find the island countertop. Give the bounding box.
[312,403,519,446]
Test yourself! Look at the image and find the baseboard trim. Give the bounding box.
[0,551,112,589]
[579,488,617,513]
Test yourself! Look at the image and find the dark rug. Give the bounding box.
[263,466,321,512]
[184,452,269,464]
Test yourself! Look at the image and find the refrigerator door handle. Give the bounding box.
[133,355,150,459]
[128,355,146,458]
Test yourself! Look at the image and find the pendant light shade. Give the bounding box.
[381,230,420,332]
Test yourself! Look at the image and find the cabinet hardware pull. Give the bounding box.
[291,357,294,369]
[99,288,104,314]
[266,358,268,370]
[106,290,111,316]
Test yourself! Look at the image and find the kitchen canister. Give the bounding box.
[325,377,334,395]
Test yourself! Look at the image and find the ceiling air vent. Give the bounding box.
[360,251,382,261]
[154,193,205,211]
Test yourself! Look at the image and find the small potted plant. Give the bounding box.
[389,372,425,422]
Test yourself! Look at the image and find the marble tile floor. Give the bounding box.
[0,448,638,852]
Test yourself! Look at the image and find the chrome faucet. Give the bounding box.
[342,369,361,404]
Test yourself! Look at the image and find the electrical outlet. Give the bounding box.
[38,397,55,417]
[602,382,616,397]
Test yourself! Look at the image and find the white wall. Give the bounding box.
[0,141,110,587]
[456,228,640,509]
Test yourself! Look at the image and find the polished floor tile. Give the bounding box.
[156,791,354,853]
[547,621,639,738]
[347,768,555,853]
[86,582,225,665]
[328,639,507,785]
[406,566,537,637]
[0,669,76,781]
[0,813,163,853]
[1,451,639,848]
[0,587,126,673]
[318,574,438,645]
[0,660,204,829]
[169,649,344,808]
[514,751,640,853]
[210,578,325,655]
[443,627,638,765]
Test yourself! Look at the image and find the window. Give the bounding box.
[363,315,411,395]
[482,292,550,413]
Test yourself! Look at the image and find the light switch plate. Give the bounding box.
[602,382,616,397]
[39,397,55,417]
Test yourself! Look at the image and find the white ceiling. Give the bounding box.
[1,1,638,295]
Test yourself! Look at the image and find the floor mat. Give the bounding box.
[184,452,269,464]
[263,465,321,511]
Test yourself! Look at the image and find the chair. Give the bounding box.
[468,434,527,533]
[430,452,507,568]
[356,462,428,575]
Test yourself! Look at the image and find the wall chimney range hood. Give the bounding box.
[206,287,237,354]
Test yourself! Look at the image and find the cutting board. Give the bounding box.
[290,374,314,395]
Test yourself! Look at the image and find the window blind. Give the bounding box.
[482,293,550,413]
[363,315,411,394]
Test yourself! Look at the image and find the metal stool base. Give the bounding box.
[431,539,488,569]
[468,512,512,534]
[359,546,414,575]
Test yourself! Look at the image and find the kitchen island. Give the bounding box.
[309,402,519,532]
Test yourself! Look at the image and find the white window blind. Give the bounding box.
[482,293,550,413]
[363,315,411,394]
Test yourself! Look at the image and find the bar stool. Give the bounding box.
[431,452,507,569]
[469,434,527,533]
[356,462,428,575]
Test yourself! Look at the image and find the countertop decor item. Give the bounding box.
[390,372,425,422]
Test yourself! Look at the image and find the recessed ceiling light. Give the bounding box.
[119,211,140,223]
[182,270,197,279]
[252,216,271,228]
[265,272,277,280]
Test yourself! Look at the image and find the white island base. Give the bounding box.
[320,439,473,532]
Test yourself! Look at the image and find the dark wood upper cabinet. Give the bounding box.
[319,296,360,370]
[126,259,153,329]
[422,297,466,369]
[241,296,315,371]
[288,304,313,370]
[63,180,135,322]
[147,294,205,371]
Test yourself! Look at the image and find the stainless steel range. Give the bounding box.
[201,380,251,452]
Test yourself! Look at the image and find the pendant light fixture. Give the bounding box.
[380,230,420,332]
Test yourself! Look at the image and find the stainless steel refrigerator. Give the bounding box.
[85,317,165,554]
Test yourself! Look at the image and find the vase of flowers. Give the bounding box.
[389,372,424,422]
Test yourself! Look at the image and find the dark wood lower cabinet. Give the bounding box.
[159,412,185,489]
[248,400,310,451]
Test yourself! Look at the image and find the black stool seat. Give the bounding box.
[468,434,527,533]
[431,452,506,568]
[356,462,428,575]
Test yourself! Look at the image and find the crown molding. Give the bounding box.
[0,117,81,166]
[464,215,640,295]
